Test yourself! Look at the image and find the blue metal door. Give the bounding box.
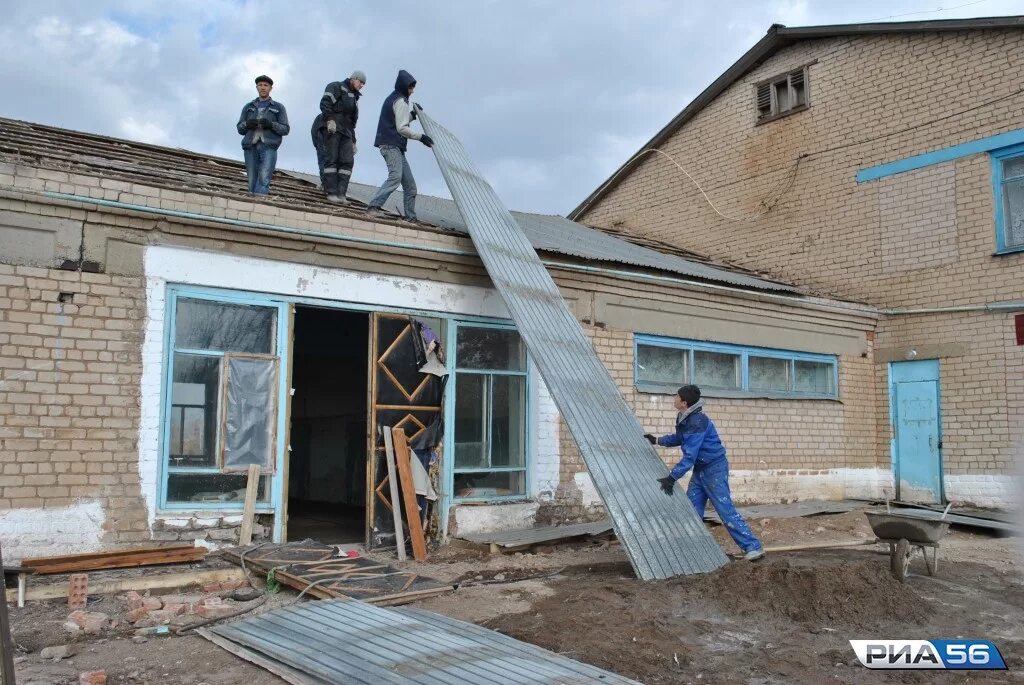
[890,360,942,503]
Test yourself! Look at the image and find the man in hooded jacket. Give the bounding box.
[366,70,433,222]
[318,70,365,204]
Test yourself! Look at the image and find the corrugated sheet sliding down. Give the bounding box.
[419,112,728,579]
[207,598,642,684]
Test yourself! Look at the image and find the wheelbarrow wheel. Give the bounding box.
[891,538,912,582]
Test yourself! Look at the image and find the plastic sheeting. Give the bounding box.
[222,356,278,472]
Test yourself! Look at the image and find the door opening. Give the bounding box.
[890,359,943,504]
[287,306,369,543]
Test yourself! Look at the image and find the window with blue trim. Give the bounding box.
[161,293,281,507]
[634,335,838,399]
[452,325,528,499]
[992,144,1024,253]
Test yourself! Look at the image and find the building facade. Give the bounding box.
[573,19,1024,510]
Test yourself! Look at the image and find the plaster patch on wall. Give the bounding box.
[533,372,561,501]
[1,500,106,561]
[452,502,539,536]
[722,467,893,504]
[573,472,603,507]
[945,474,1019,509]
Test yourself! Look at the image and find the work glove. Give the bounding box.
[245,118,258,130]
[326,119,338,134]
[643,433,657,445]
[420,134,434,148]
[657,476,675,496]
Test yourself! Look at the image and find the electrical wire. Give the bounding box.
[860,0,992,23]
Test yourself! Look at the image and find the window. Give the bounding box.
[756,67,808,123]
[452,324,528,500]
[991,144,1024,253]
[634,335,838,399]
[161,294,281,508]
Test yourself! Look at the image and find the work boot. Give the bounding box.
[334,174,351,205]
[366,206,385,217]
[326,194,347,204]
[744,548,765,562]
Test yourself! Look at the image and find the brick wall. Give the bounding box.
[0,263,150,556]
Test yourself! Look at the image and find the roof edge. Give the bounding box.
[569,14,1024,219]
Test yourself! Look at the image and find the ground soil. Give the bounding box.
[9,508,1024,684]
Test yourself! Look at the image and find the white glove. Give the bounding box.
[326,119,337,134]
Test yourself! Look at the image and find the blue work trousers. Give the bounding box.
[243,142,277,195]
[369,145,417,220]
[687,459,762,553]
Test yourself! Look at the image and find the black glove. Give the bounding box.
[657,476,675,496]
[245,118,259,130]
[643,433,657,445]
[420,134,434,148]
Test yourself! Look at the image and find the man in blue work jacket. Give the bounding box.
[645,384,765,561]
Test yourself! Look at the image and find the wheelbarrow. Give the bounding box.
[865,503,952,582]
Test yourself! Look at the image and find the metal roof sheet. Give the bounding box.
[210,599,641,684]
[420,111,729,580]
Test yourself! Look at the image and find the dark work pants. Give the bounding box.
[323,132,354,197]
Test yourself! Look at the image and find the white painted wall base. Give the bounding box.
[1,500,106,562]
[944,474,1019,509]
[717,467,894,504]
[452,502,540,536]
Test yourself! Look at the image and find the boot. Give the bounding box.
[324,171,340,202]
[335,173,351,205]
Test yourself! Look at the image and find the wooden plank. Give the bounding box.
[24,547,206,575]
[5,568,247,603]
[281,303,296,544]
[240,463,261,546]
[0,543,16,685]
[391,427,427,561]
[762,540,876,553]
[198,628,324,685]
[22,544,196,567]
[381,427,407,562]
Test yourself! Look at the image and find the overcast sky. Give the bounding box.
[2,0,1022,215]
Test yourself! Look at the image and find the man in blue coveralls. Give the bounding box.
[645,384,765,561]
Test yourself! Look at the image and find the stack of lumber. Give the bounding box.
[22,544,206,575]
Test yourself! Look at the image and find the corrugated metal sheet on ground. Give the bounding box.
[458,520,613,548]
[885,507,1021,535]
[419,112,728,579]
[704,500,866,523]
[208,598,641,684]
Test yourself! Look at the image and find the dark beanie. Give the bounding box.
[255,74,274,85]
[677,384,701,405]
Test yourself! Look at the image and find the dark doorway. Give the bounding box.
[287,307,369,544]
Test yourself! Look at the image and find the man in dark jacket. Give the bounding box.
[645,384,765,561]
[318,70,365,204]
[366,70,434,222]
[236,75,290,195]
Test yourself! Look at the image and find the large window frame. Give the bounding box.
[445,321,533,503]
[157,287,289,512]
[991,143,1024,255]
[634,335,839,400]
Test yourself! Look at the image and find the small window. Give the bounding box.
[992,145,1024,253]
[756,67,809,123]
[634,336,838,399]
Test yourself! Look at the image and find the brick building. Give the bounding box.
[0,116,883,559]
[572,17,1024,510]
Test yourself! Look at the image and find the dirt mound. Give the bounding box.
[678,557,930,626]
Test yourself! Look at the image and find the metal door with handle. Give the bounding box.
[890,360,943,503]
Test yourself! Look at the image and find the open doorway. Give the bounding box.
[287,306,369,543]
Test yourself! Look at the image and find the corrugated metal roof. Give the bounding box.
[420,111,728,580]
[209,599,641,684]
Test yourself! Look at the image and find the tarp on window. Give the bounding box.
[221,355,278,473]
[420,111,728,579]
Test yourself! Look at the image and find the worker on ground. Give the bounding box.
[236,75,290,195]
[318,71,366,204]
[645,384,765,561]
[365,70,433,222]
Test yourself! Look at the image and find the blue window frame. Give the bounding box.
[991,143,1024,254]
[158,287,289,512]
[444,321,532,503]
[634,335,838,399]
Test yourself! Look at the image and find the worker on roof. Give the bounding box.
[645,384,765,561]
[317,71,365,204]
[365,70,433,223]
[236,75,290,195]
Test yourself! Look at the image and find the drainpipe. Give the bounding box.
[881,301,1024,316]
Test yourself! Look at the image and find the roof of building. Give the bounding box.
[0,116,796,294]
[569,15,1024,219]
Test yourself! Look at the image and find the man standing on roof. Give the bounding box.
[236,75,290,195]
[645,384,765,561]
[317,71,366,204]
[366,70,433,222]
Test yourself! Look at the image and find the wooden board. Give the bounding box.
[5,568,245,604]
[0,543,16,685]
[240,463,261,546]
[391,428,427,561]
[381,428,407,562]
[22,545,206,575]
[222,541,450,606]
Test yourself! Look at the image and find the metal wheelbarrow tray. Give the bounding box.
[865,509,951,582]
